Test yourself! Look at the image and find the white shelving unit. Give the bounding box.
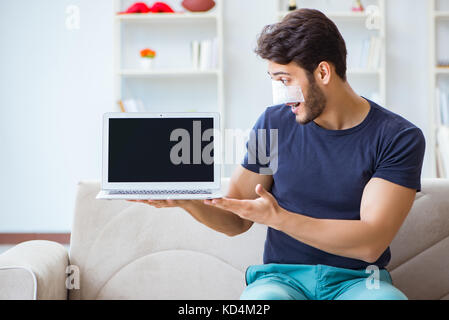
[429,0,449,178]
[118,69,221,77]
[275,0,387,106]
[113,0,225,128]
[116,12,218,21]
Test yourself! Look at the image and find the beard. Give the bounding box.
[295,79,327,125]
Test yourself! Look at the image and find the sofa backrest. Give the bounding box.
[69,178,449,300]
[387,179,449,300]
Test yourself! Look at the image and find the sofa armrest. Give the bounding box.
[0,240,69,300]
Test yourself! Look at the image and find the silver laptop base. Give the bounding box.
[96,190,222,200]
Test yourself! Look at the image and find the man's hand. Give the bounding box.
[125,166,274,237]
[204,184,284,229]
[127,199,197,209]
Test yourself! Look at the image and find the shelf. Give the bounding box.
[435,67,449,75]
[118,69,220,77]
[347,68,381,75]
[116,12,218,22]
[435,11,449,19]
[278,10,371,20]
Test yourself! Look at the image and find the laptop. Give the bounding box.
[96,112,222,200]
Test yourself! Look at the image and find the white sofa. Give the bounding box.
[1,178,449,300]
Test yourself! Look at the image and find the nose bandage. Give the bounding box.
[272,80,305,105]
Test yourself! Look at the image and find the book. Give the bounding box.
[437,126,449,178]
[436,88,442,126]
[439,90,449,126]
[211,37,218,69]
[193,38,219,71]
[372,36,381,69]
[122,99,145,112]
[367,36,381,70]
[359,36,381,70]
[118,100,125,112]
[359,38,371,69]
[436,144,446,178]
[201,39,213,70]
[191,40,200,69]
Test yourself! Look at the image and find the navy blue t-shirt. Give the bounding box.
[241,97,426,270]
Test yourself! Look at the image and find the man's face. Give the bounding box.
[268,61,327,125]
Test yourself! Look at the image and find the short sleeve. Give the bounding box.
[372,127,426,192]
[241,109,277,175]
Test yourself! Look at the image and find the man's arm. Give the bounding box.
[276,177,416,262]
[207,177,416,263]
[130,166,273,237]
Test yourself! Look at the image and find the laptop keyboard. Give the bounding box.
[109,189,213,195]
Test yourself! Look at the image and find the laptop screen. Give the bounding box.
[108,118,214,183]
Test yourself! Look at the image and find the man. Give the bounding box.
[131,9,425,300]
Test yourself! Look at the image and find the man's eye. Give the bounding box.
[281,79,289,85]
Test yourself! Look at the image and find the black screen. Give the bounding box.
[108,118,214,182]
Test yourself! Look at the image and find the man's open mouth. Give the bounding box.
[291,102,301,113]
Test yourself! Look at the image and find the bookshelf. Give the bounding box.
[113,0,225,128]
[275,0,387,106]
[429,0,449,178]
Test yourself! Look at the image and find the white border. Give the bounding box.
[102,112,221,191]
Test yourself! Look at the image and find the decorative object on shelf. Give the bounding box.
[118,2,174,14]
[140,48,156,69]
[150,2,175,13]
[365,5,381,30]
[437,60,449,68]
[288,0,297,11]
[119,2,151,14]
[351,0,364,12]
[182,0,215,12]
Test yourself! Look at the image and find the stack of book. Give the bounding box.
[118,99,145,112]
[352,36,382,70]
[191,38,219,70]
[437,89,449,126]
[436,88,449,178]
[437,126,449,178]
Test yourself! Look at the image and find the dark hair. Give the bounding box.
[255,9,347,81]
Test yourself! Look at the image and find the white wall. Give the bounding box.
[385,0,432,177]
[0,0,114,232]
[0,0,434,232]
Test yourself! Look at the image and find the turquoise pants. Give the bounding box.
[240,263,408,300]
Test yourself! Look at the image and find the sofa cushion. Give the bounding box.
[69,179,266,300]
[96,250,244,300]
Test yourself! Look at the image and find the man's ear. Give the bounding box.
[315,62,331,85]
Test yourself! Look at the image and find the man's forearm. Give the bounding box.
[275,209,384,263]
[182,201,251,237]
